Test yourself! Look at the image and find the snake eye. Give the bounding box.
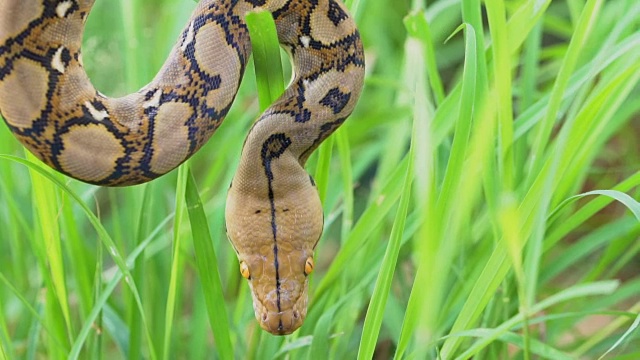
[304,257,314,276]
[240,261,251,279]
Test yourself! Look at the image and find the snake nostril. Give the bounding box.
[293,310,299,319]
[262,313,268,322]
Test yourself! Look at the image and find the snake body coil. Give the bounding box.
[0,0,364,334]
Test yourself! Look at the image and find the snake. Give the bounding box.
[0,0,364,335]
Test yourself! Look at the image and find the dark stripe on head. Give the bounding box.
[260,133,292,313]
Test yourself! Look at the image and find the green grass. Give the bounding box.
[1,0,640,358]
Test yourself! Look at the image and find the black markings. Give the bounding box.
[299,117,347,162]
[255,209,262,214]
[0,12,51,81]
[19,49,51,67]
[143,88,159,101]
[320,87,351,114]
[53,47,72,73]
[261,133,293,183]
[49,114,134,186]
[304,32,365,73]
[261,133,293,313]
[295,81,312,123]
[327,0,349,26]
[296,108,312,123]
[174,3,252,154]
[267,79,314,123]
[336,31,366,71]
[0,56,12,82]
[273,244,282,312]
[61,48,71,66]
[261,133,292,237]
[83,99,108,117]
[136,107,157,178]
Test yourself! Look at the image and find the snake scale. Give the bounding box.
[0,0,364,334]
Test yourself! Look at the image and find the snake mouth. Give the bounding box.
[251,287,308,335]
[258,308,306,335]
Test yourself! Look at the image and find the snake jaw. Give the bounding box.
[251,282,307,335]
[248,273,309,335]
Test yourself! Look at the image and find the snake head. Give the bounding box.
[239,249,314,335]
[226,175,323,335]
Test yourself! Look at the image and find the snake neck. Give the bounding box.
[231,5,366,191]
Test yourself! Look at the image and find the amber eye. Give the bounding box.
[304,257,314,276]
[240,261,250,279]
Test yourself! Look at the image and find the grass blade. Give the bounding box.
[455,281,620,359]
[0,154,156,359]
[68,215,173,359]
[185,171,233,359]
[485,0,514,189]
[527,0,604,177]
[315,155,409,298]
[246,10,285,111]
[1,0,639,357]
[597,311,640,359]
[24,151,72,355]
[162,164,189,359]
[358,130,414,359]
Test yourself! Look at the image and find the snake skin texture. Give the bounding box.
[0,0,364,334]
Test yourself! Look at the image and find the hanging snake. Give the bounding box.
[0,0,364,334]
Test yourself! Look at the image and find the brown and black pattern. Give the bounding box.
[0,0,364,335]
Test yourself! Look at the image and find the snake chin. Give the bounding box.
[258,307,306,335]
[251,282,309,335]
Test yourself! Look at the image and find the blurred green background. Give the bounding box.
[1,0,639,358]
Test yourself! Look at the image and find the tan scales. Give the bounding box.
[0,0,364,334]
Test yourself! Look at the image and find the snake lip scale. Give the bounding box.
[0,0,364,335]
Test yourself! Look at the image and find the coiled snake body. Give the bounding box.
[0,0,364,334]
